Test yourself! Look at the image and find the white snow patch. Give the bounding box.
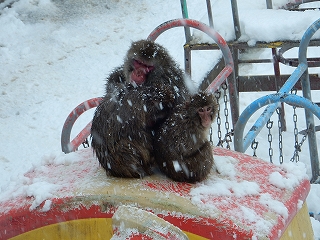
[259,193,288,219]
[269,162,308,190]
[214,155,237,178]
[26,181,60,210]
[0,0,320,238]
[172,161,182,172]
[41,199,52,212]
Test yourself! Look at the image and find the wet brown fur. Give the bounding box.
[91,40,190,178]
[154,92,218,183]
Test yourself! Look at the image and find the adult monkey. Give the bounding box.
[91,40,190,178]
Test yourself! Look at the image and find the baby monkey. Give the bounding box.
[154,92,218,183]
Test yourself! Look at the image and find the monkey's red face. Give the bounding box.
[198,106,213,128]
[130,59,154,85]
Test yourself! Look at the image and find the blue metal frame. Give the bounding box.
[234,18,320,183]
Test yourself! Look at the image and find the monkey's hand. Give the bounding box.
[146,84,176,110]
[143,85,175,128]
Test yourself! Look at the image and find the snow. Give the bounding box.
[269,162,309,190]
[188,153,302,237]
[1,0,320,238]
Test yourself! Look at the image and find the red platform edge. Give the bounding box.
[0,147,311,240]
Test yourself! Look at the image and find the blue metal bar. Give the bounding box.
[298,19,320,183]
[235,93,320,153]
[236,62,308,152]
[299,19,320,64]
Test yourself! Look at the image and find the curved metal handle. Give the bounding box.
[147,18,234,94]
[61,97,102,153]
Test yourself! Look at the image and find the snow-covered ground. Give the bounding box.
[1,0,320,238]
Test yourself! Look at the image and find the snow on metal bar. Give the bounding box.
[284,0,320,9]
[147,18,234,93]
[61,97,102,153]
[299,18,320,64]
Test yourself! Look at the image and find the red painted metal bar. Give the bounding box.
[61,97,102,153]
[147,18,234,94]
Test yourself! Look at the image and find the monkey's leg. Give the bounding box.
[107,139,153,178]
[161,141,214,183]
[183,141,214,183]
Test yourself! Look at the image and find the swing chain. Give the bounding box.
[82,138,90,148]
[222,82,232,149]
[290,89,300,162]
[266,119,273,163]
[218,130,234,149]
[276,107,284,164]
[214,90,222,146]
[251,139,259,157]
[290,124,311,162]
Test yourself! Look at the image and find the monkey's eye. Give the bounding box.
[198,107,211,112]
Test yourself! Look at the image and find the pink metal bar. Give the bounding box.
[147,18,233,94]
[61,97,102,153]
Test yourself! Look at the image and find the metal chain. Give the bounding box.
[82,138,90,148]
[214,90,222,147]
[212,83,234,149]
[266,119,273,163]
[218,130,234,149]
[291,89,300,162]
[276,107,284,164]
[291,124,310,162]
[222,82,232,149]
[251,139,259,157]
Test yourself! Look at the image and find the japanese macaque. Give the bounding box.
[154,92,218,183]
[91,40,190,178]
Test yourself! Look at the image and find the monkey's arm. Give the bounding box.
[143,84,176,127]
[105,67,127,94]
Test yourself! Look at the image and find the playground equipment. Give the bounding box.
[234,18,320,183]
[60,1,320,183]
[0,18,314,239]
[180,0,320,183]
[0,147,314,239]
